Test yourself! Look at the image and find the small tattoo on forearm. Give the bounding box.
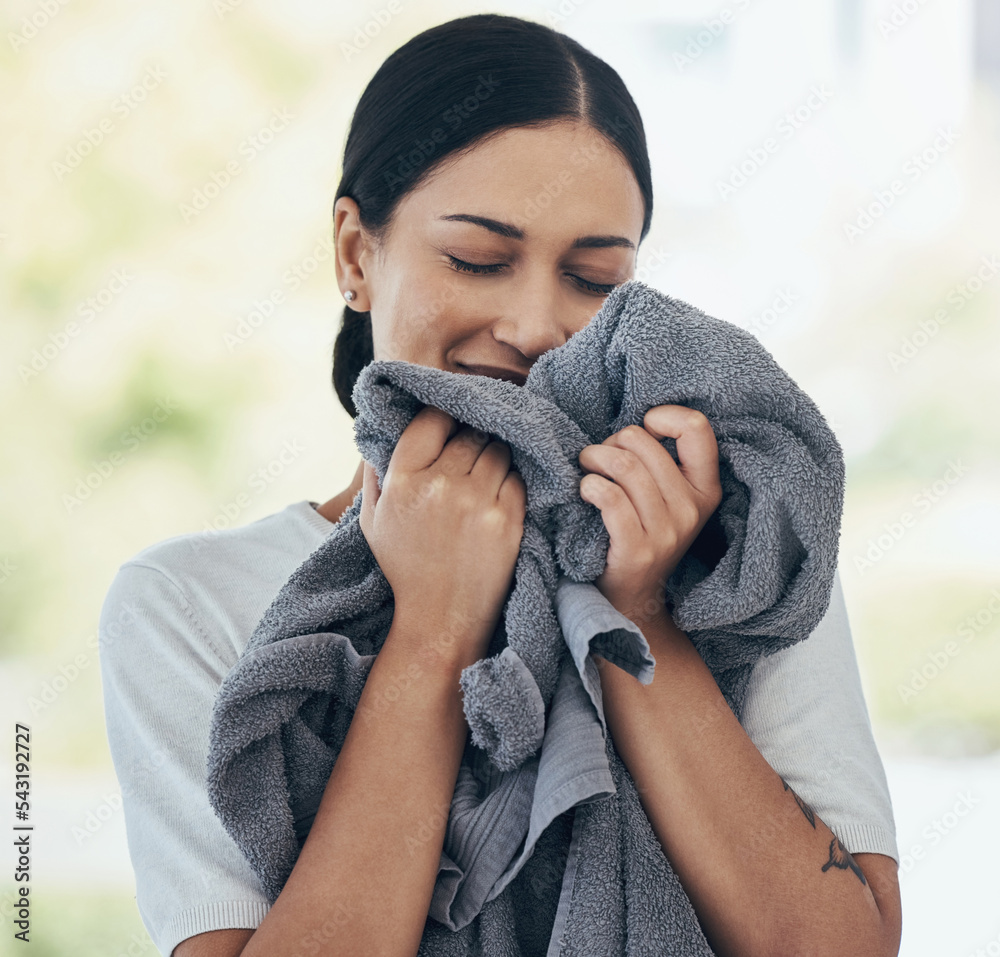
[821,835,867,885]
[781,777,816,829]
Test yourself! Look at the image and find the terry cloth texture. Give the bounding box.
[206,278,846,955]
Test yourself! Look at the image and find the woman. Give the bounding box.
[98,13,902,957]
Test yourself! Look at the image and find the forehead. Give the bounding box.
[396,120,645,245]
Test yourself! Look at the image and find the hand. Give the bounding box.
[359,405,527,667]
[577,405,723,628]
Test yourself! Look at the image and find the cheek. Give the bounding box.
[372,275,486,361]
[369,272,436,359]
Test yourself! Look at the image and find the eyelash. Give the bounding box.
[446,255,618,295]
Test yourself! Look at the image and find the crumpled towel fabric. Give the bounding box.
[206,278,845,954]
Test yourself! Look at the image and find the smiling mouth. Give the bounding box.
[458,364,529,387]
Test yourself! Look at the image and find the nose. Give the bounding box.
[490,283,573,362]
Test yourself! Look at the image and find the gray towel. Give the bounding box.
[206,278,845,955]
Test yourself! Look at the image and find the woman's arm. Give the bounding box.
[185,414,526,957]
[577,404,901,957]
[594,611,902,957]
[241,614,475,957]
[180,614,478,957]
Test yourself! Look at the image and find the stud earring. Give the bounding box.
[344,290,356,302]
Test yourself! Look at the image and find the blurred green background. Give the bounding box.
[1,0,998,954]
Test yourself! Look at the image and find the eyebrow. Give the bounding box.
[438,213,635,250]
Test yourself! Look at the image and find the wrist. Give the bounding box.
[604,598,691,664]
[606,589,673,633]
[388,602,496,673]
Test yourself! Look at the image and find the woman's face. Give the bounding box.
[333,119,646,386]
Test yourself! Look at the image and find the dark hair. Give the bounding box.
[332,12,653,418]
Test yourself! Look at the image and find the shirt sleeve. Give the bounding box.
[739,569,900,865]
[98,560,271,957]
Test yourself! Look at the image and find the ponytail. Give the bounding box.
[331,305,374,420]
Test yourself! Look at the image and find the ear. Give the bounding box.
[852,852,902,957]
[333,195,372,312]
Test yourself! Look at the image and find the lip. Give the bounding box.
[458,363,529,387]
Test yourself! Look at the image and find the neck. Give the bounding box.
[316,458,364,524]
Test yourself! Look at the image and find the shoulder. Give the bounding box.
[96,505,337,957]
[99,501,335,671]
[120,499,334,600]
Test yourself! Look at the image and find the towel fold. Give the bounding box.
[206,278,845,954]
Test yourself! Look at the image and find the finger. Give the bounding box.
[469,437,512,490]
[359,459,378,537]
[579,472,646,550]
[391,405,458,474]
[437,424,494,475]
[499,467,527,516]
[641,405,722,504]
[578,441,666,537]
[594,425,687,509]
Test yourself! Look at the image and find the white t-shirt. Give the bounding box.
[98,500,899,957]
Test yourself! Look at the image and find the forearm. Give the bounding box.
[593,612,886,957]
[242,615,472,957]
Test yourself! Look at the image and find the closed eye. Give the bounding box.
[446,255,618,296]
